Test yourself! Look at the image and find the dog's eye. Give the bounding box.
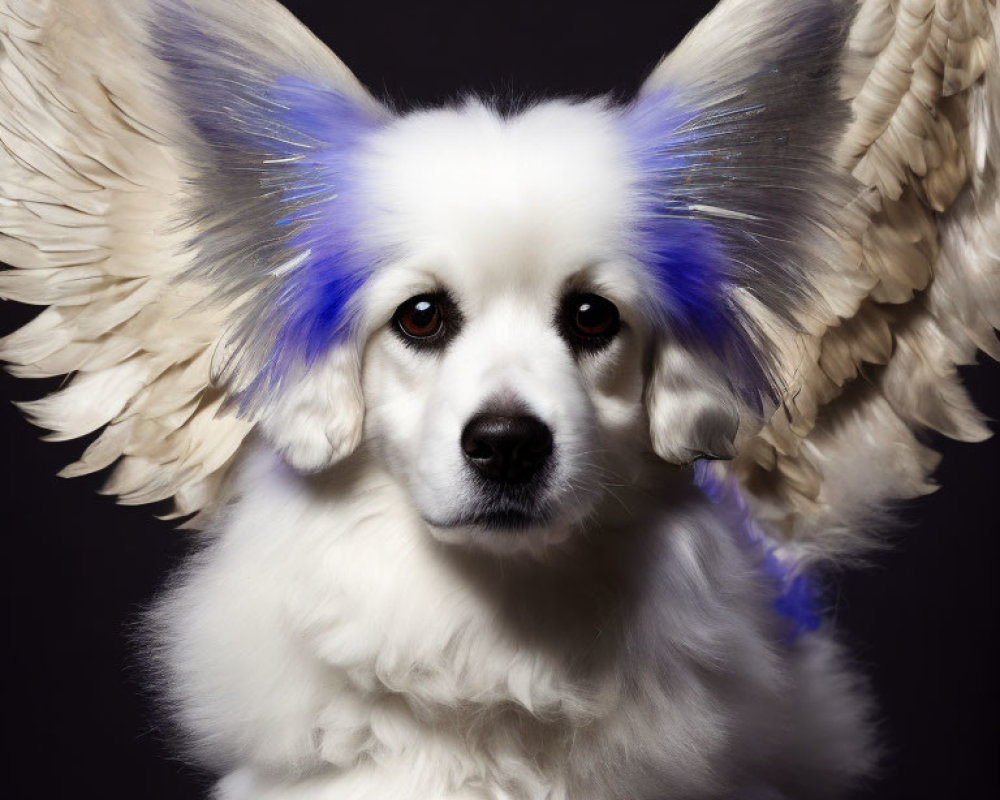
[392,292,459,348]
[559,292,621,353]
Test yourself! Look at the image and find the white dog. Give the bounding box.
[1,1,997,798]
[153,101,876,799]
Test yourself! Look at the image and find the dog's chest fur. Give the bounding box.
[155,446,871,800]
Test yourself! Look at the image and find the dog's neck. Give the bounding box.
[224,443,728,691]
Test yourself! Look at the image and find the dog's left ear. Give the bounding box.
[645,336,739,464]
[258,344,365,473]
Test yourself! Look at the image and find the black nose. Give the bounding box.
[461,413,554,484]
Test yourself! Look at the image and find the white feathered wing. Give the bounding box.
[647,0,999,562]
[0,0,380,522]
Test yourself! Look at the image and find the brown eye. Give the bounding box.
[392,292,461,348]
[558,292,621,354]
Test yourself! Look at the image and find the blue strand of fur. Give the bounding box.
[153,1,385,405]
[694,463,822,642]
[624,94,730,345]
[259,77,376,367]
[623,89,774,398]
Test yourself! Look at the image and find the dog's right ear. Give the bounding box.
[151,0,389,474]
[258,344,365,473]
[645,337,739,464]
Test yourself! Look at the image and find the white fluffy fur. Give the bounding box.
[152,102,875,800]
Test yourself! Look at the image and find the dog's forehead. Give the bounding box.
[358,100,636,297]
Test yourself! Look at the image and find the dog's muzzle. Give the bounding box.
[460,412,553,485]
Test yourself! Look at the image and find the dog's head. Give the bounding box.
[257,100,745,553]
[148,0,842,552]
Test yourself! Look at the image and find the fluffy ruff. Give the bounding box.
[153,446,874,800]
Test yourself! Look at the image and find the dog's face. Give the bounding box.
[262,100,741,553]
[356,102,652,551]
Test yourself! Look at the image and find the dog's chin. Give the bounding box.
[434,505,553,532]
[423,504,575,556]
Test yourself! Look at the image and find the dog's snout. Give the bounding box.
[461,413,553,484]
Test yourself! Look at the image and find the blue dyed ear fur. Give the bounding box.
[646,337,739,464]
[624,0,853,407]
[151,0,390,423]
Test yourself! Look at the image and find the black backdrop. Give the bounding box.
[2,1,998,798]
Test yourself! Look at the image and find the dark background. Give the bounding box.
[2,1,998,797]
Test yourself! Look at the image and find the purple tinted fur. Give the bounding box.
[154,1,386,403]
[695,462,823,643]
[211,75,381,403]
[258,77,378,367]
[623,96,729,343]
[623,89,770,396]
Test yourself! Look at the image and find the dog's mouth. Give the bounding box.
[441,506,554,532]
[427,487,555,533]
[421,457,558,533]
